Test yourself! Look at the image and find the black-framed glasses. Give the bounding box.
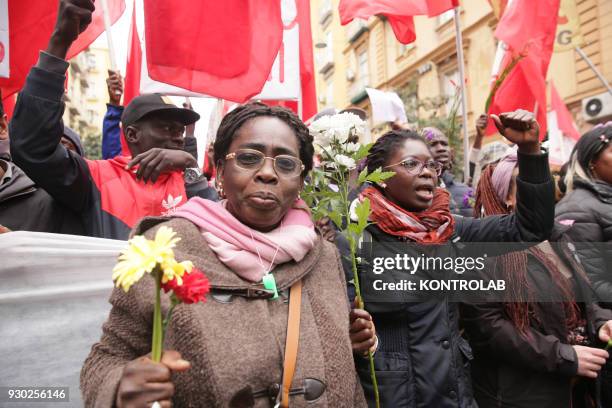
[384,158,443,176]
[225,149,304,178]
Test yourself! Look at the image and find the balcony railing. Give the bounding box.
[346,20,368,43]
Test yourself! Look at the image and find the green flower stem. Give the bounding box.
[606,339,612,351]
[306,139,383,408]
[348,233,380,408]
[342,166,380,408]
[162,298,179,344]
[151,269,163,363]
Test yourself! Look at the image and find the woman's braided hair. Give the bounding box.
[366,129,430,173]
[214,102,314,176]
[475,163,581,335]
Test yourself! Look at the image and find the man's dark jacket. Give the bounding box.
[0,160,83,234]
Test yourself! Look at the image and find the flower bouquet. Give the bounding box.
[304,112,394,408]
[112,226,210,362]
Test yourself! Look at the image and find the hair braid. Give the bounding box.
[475,162,581,335]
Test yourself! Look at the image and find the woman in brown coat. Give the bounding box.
[80,103,371,407]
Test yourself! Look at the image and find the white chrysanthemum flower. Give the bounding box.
[309,112,366,149]
[345,142,361,153]
[335,154,356,169]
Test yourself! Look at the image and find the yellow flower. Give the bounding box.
[112,226,182,292]
[160,258,194,285]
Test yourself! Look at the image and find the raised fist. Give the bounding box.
[47,0,95,59]
[491,109,541,155]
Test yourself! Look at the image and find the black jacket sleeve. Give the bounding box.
[455,151,555,244]
[183,135,198,162]
[9,52,92,213]
[462,302,578,376]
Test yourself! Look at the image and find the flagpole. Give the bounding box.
[453,7,470,183]
[574,46,612,96]
[100,0,118,72]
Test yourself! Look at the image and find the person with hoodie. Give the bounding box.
[462,153,612,408]
[556,123,612,306]
[10,0,213,240]
[0,100,83,234]
[556,122,612,405]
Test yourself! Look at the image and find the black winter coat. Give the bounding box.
[0,160,83,234]
[348,152,555,408]
[555,178,612,306]
[462,226,612,408]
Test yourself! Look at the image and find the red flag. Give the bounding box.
[120,1,142,155]
[295,0,317,121]
[68,0,126,58]
[264,0,317,120]
[0,0,125,102]
[425,0,460,17]
[487,0,560,138]
[143,0,283,103]
[551,82,580,140]
[338,0,458,44]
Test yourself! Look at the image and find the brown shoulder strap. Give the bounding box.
[279,280,302,407]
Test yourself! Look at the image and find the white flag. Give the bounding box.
[366,88,408,125]
[547,111,576,166]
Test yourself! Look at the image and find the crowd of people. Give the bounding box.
[3,1,612,407]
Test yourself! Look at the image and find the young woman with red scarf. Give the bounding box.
[350,110,555,408]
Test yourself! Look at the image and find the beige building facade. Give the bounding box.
[311,0,612,142]
[64,44,112,154]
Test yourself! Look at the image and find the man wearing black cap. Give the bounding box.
[9,0,213,240]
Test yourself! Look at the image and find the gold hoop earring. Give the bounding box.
[217,180,225,198]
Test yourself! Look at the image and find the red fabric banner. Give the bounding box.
[338,0,459,44]
[487,0,560,138]
[143,0,283,103]
[0,0,125,102]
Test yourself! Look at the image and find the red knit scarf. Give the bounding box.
[361,186,455,243]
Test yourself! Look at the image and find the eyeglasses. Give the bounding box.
[225,149,304,178]
[384,158,443,176]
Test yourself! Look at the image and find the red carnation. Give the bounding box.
[162,268,210,304]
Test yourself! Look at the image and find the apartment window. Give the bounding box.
[325,80,334,108]
[357,49,369,88]
[319,0,332,26]
[86,53,96,70]
[318,31,335,74]
[86,83,97,99]
[437,9,454,26]
[397,42,415,57]
[326,32,333,63]
[87,109,97,124]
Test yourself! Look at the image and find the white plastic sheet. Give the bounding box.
[0,232,127,407]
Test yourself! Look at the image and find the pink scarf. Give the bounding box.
[173,197,317,282]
